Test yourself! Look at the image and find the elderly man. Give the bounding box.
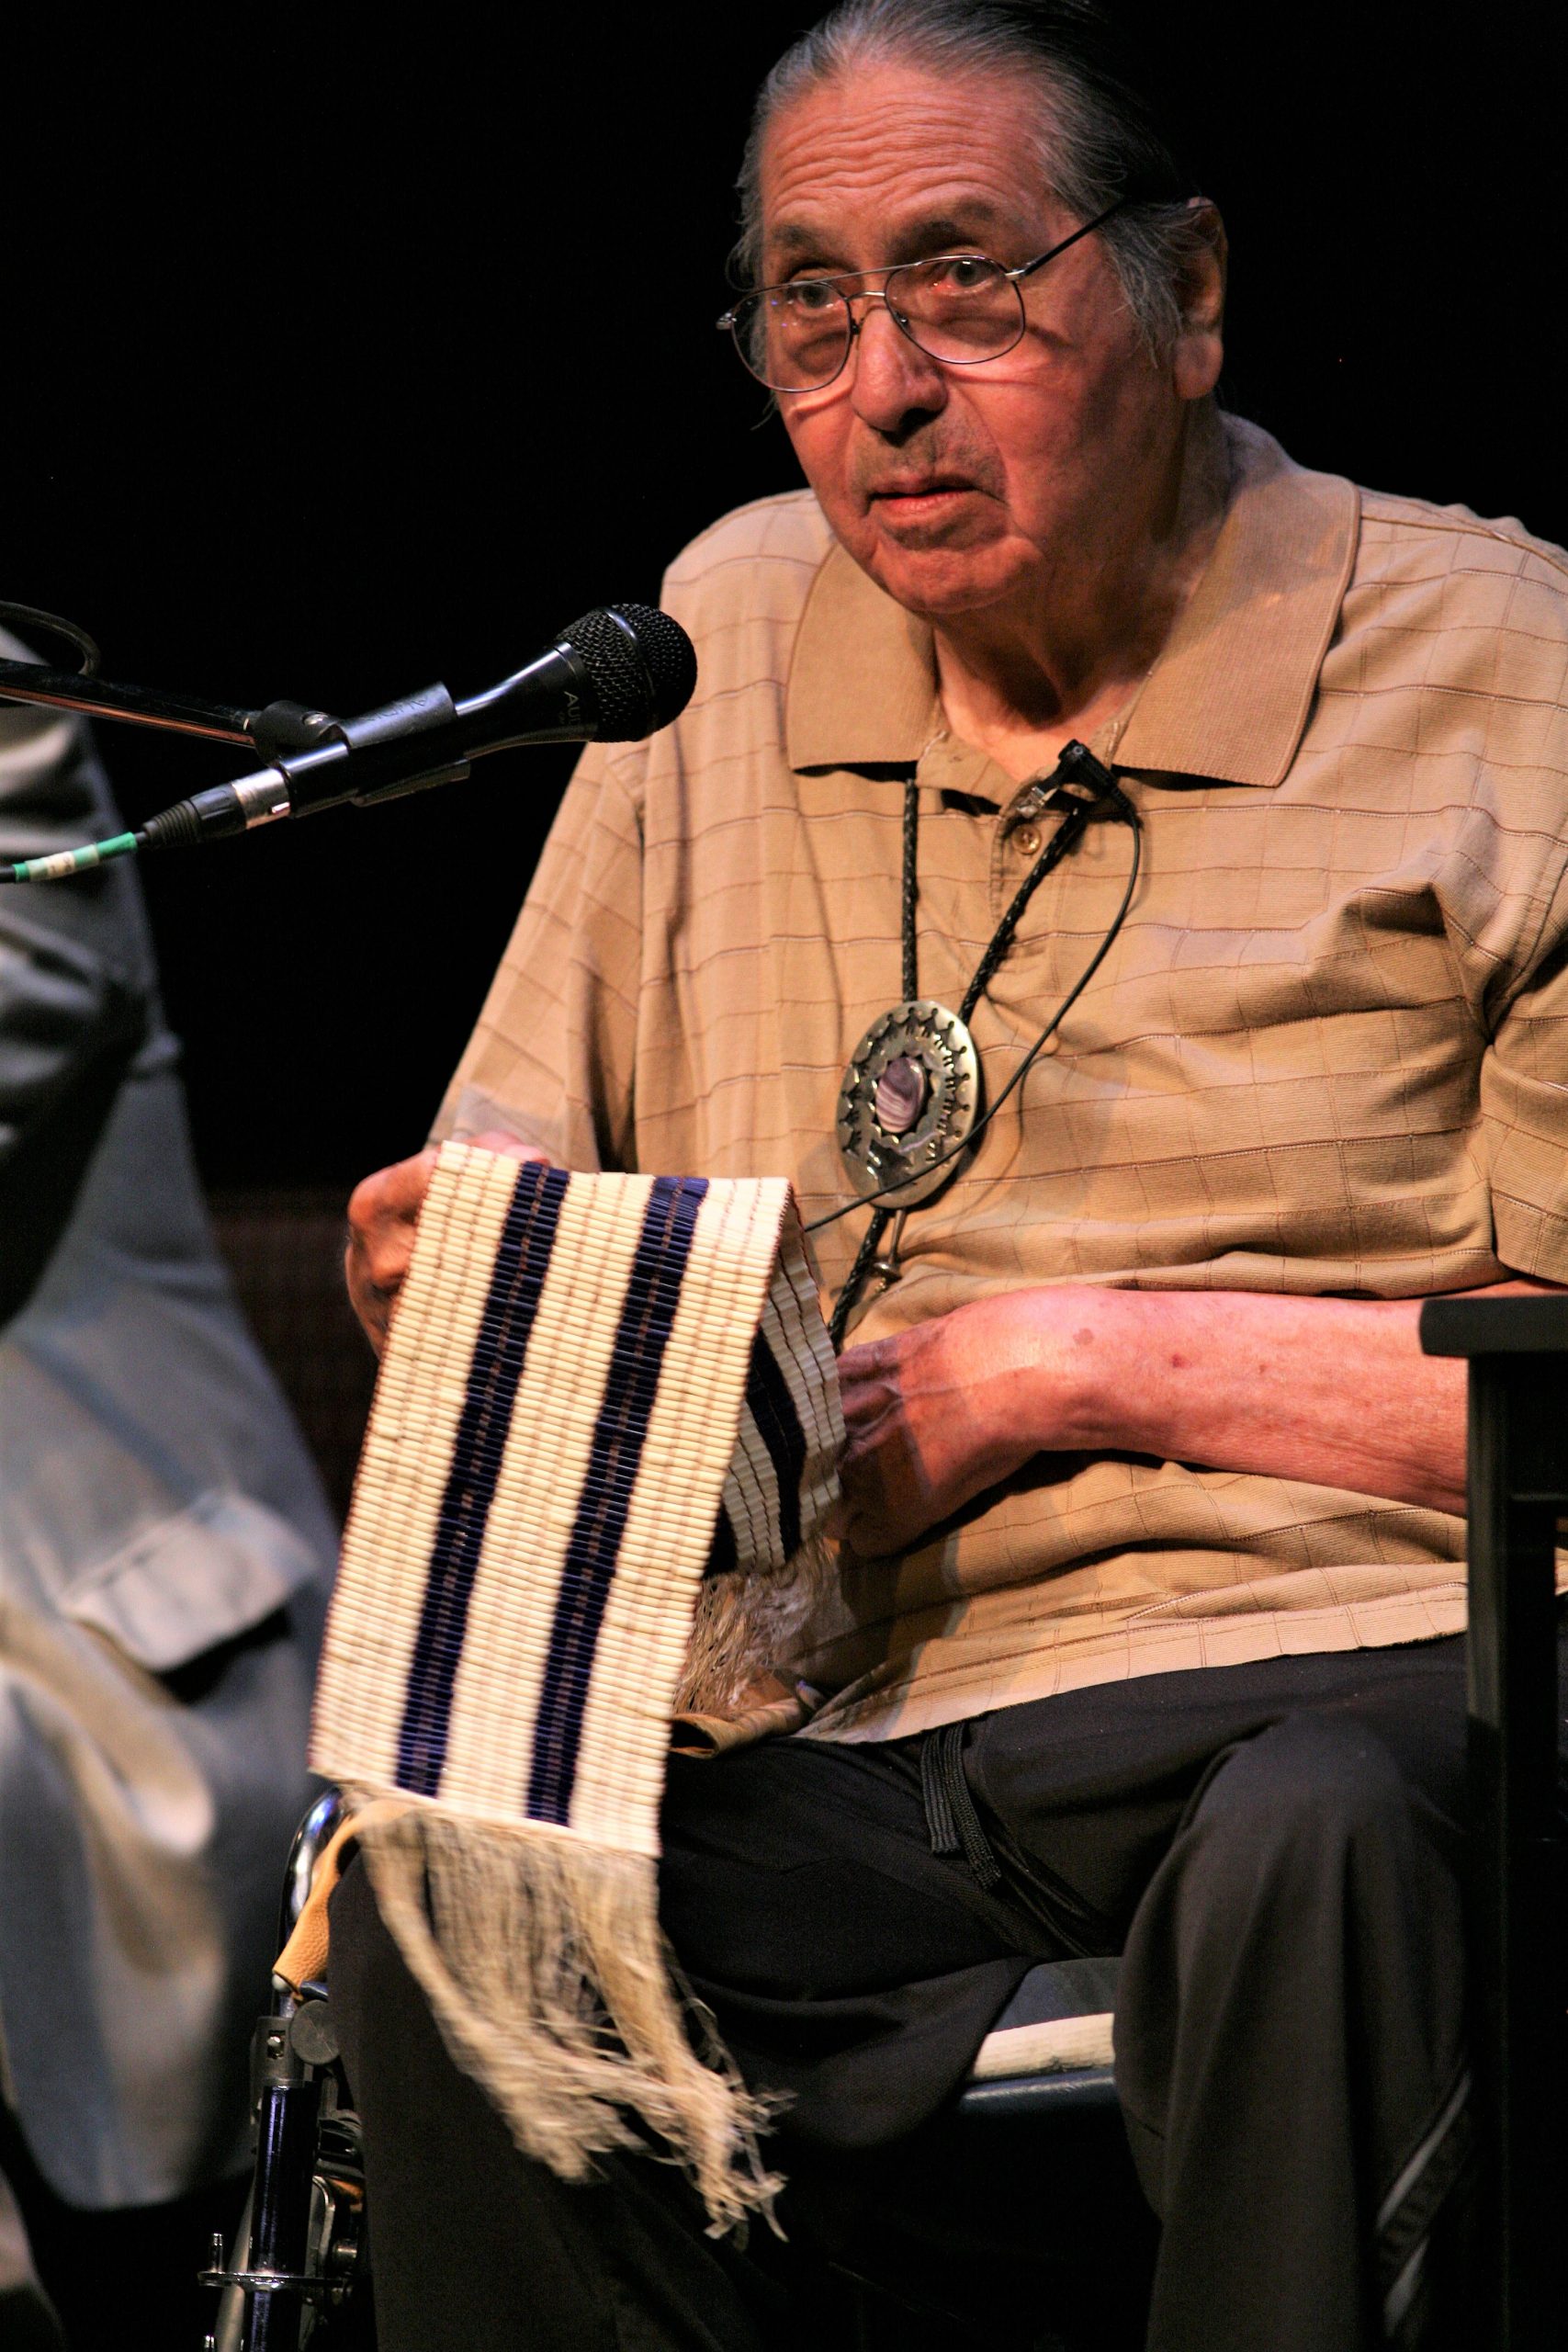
[335,4,1568,2347]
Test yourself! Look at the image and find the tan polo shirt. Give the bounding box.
[440,416,1568,1742]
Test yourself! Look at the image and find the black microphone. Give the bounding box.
[137,602,697,854]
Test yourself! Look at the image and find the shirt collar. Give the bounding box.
[784,416,1359,791]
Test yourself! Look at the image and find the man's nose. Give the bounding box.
[848,298,947,433]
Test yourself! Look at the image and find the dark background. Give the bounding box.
[5,3,1563,1193]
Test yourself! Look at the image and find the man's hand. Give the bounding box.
[837,1291,1079,1556]
[345,1132,550,1354]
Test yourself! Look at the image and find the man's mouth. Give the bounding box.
[868,476,978,503]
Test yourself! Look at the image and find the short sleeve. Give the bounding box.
[1482,854,1568,1280]
[433,738,647,1172]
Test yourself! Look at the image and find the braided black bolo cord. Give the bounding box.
[831,767,1081,1348]
[829,776,917,1350]
[828,1206,893,1352]
[829,775,917,1350]
[958,798,1093,1025]
[900,774,919,1003]
[823,763,1142,1347]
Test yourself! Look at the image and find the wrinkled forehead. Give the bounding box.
[758,61,1066,275]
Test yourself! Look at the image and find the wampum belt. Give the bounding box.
[309,1142,842,2228]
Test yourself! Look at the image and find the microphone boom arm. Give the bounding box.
[0,658,346,766]
[0,658,260,746]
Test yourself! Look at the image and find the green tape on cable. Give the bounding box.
[1,831,139,884]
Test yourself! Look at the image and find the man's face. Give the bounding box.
[757,61,1206,625]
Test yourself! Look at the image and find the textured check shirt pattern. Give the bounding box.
[440,418,1568,1741]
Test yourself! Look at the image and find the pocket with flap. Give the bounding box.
[58,1488,326,1673]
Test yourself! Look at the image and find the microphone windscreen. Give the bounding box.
[559,604,698,741]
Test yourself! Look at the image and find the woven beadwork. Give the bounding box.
[309,1143,841,2222]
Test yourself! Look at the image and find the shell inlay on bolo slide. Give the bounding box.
[873,1055,927,1135]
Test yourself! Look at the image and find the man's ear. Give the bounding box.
[1172,199,1227,402]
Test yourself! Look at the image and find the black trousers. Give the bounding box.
[330,1633,1568,2352]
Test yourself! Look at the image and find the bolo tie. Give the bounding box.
[809,738,1142,1349]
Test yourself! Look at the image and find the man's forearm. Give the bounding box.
[1039,1282,1561,1516]
[832,1274,1568,1555]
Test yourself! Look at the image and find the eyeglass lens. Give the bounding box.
[735,255,1026,391]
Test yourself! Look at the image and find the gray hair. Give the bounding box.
[734,0,1214,358]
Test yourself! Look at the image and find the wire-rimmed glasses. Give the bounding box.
[717,200,1127,394]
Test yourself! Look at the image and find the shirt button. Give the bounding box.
[1013,823,1043,858]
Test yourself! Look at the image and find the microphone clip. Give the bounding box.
[286,683,468,815]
